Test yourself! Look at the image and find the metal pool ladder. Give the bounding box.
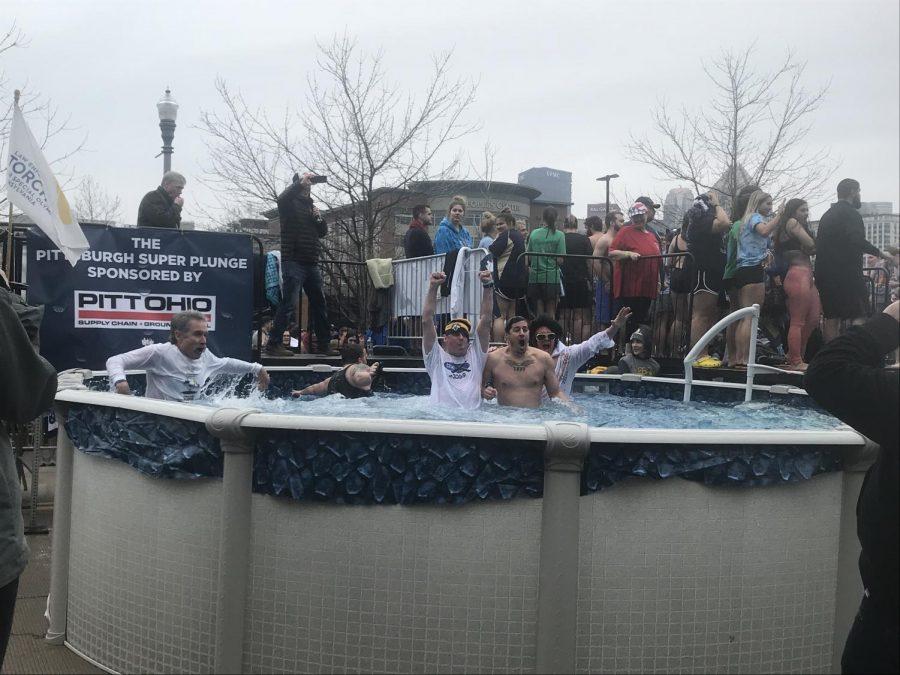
[683,303,799,403]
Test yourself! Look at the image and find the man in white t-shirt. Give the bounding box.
[107,310,270,401]
[422,270,494,410]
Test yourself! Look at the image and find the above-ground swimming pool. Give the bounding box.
[47,367,874,674]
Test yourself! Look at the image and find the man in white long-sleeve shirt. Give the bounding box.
[107,310,270,401]
[532,307,631,397]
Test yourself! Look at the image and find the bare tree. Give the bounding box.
[73,176,122,223]
[198,34,478,257]
[626,46,835,215]
[197,34,479,327]
[195,78,294,224]
[1,23,86,209]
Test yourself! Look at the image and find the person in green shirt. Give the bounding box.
[527,206,567,318]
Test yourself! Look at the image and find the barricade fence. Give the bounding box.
[863,266,893,314]
[388,248,489,350]
[519,251,695,361]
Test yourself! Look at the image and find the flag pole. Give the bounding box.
[5,90,21,280]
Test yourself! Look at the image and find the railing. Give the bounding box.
[318,258,372,334]
[387,248,489,349]
[863,266,893,314]
[521,250,696,360]
[684,304,760,403]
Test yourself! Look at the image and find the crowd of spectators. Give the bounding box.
[400,180,898,370]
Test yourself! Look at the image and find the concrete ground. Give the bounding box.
[1,508,101,675]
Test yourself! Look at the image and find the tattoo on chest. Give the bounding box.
[505,357,535,372]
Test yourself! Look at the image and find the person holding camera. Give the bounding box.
[266,172,331,357]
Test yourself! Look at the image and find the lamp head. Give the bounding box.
[157,87,179,123]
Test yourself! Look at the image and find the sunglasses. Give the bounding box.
[444,328,469,337]
[535,333,556,342]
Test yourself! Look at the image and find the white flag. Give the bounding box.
[6,102,89,266]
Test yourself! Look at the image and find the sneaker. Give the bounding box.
[264,344,297,358]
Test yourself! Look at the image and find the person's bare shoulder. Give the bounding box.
[531,347,554,366]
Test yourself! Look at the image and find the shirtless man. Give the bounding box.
[590,210,637,329]
[481,316,570,408]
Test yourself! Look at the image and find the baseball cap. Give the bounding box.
[443,318,472,336]
[628,202,649,218]
[636,196,661,210]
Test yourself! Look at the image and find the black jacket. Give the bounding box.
[814,200,880,288]
[277,182,327,264]
[403,221,434,258]
[805,313,899,610]
[137,186,182,229]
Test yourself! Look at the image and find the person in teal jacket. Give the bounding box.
[434,195,473,254]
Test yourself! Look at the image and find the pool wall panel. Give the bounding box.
[66,452,222,674]
[575,474,842,674]
[242,496,542,673]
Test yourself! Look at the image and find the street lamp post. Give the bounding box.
[596,173,619,219]
[156,87,179,174]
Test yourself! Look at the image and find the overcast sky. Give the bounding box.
[4,0,898,225]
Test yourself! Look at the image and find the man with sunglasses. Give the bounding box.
[422,270,494,409]
[532,306,632,396]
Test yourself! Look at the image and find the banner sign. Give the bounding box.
[25,224,254,371]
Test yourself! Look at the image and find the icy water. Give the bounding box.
[198,388,843,431]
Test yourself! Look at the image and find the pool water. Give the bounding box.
[200,388,842,431]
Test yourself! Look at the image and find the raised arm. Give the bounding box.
[422,271,445,354]
[785,218,816,255]
[476,270,494,351]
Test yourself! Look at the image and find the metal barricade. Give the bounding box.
[863,266,892,314]
[515,250,695,360]
[388,248,489,351]
[318,259,372,335]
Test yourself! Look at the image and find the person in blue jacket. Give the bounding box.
[434,195,473,254]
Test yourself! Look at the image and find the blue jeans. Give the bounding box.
[267,260,330,350]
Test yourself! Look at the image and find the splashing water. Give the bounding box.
[195,380,841,431]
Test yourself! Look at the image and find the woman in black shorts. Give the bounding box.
[683,192,731,365]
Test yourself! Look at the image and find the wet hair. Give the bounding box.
[732,184,760,223]
[496,212,516,229]
[564,214,578,229]
[169,310,206,344]
[542,206,558,232]
[584,215,603,233]
[529,315,563,344]
[837,178,860,199]
[449,195,467,212]
[412,204,430,219]
[339,342,365,365]
[604,210,623,230]
[504,315,529,333]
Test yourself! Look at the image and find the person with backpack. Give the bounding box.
[683,192,731,366]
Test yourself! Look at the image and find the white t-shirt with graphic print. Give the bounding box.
[424,333,487,410]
